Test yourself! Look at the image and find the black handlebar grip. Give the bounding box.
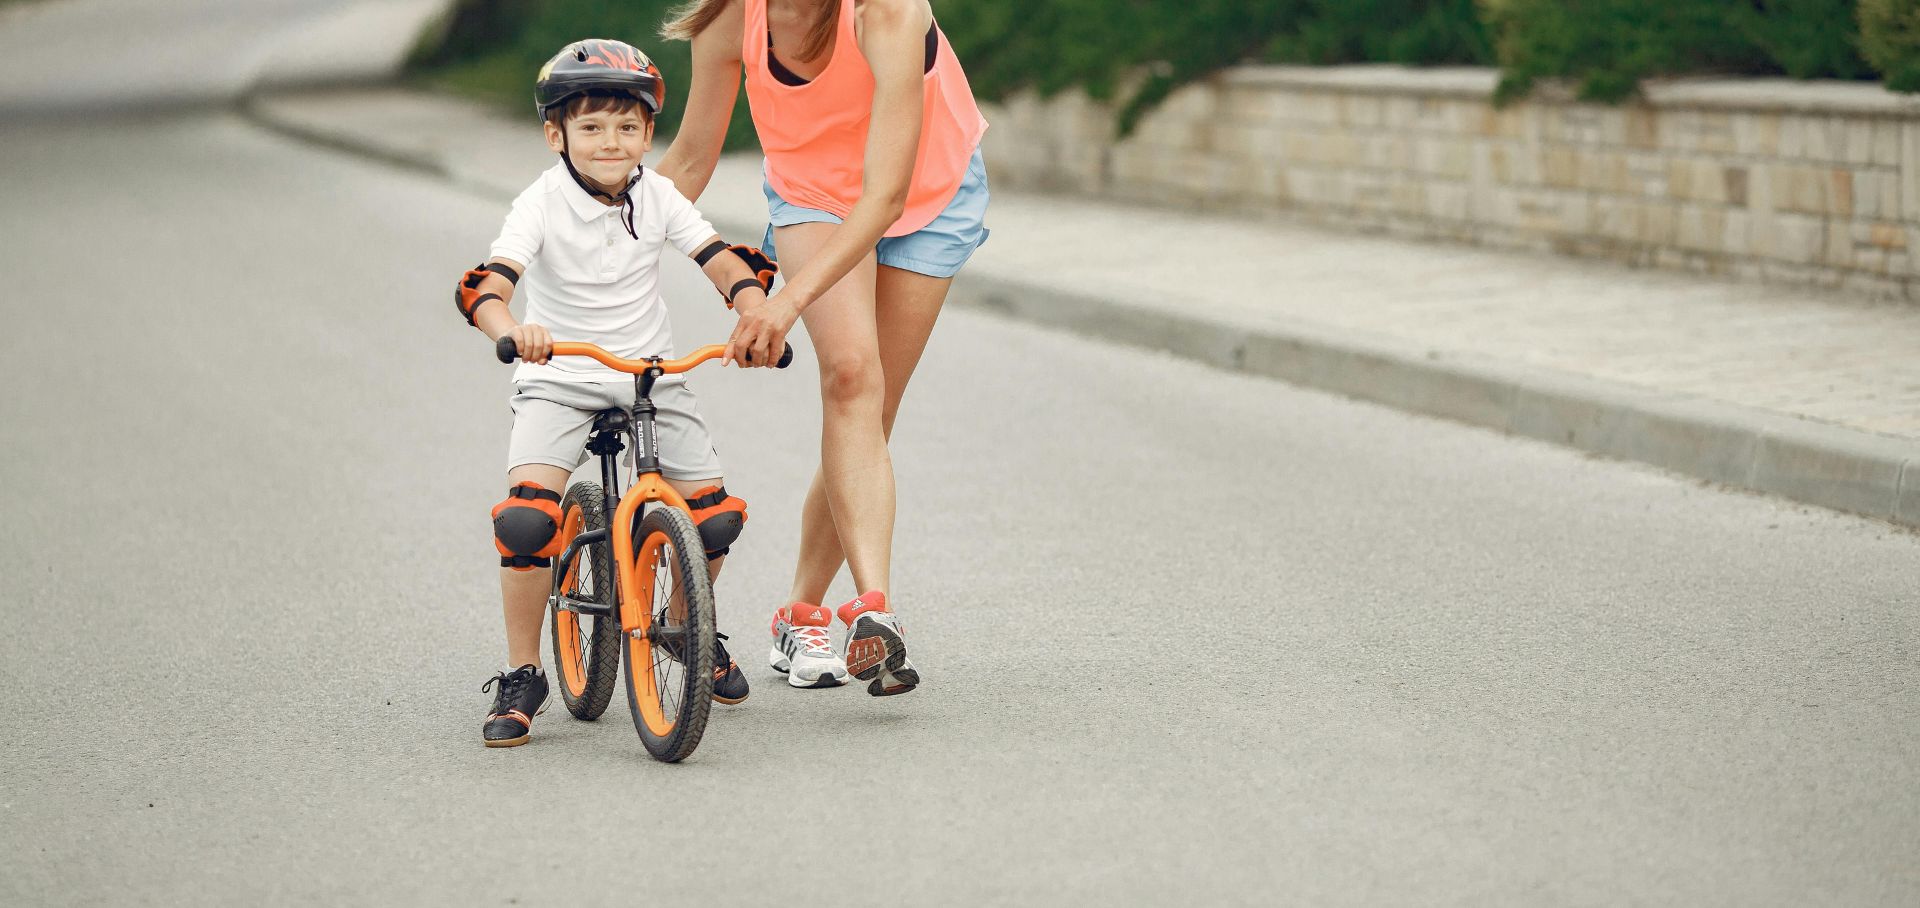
[495,335,518,363]
[742,342,795,368]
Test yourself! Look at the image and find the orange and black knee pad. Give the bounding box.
[492,482,563,570]
[686,486,746,559]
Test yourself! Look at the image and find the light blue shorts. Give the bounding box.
[761,148,990,279]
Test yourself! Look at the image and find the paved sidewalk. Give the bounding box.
[246,87,1920,527]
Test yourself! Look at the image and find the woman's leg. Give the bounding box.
[788,263,953,604]
[771,222,896,600]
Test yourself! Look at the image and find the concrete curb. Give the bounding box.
[242,93,1920,530]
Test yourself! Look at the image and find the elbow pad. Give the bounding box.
[454,262,520,325]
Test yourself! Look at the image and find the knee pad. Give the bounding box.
[686,486,747,558]
[493,482,563,570]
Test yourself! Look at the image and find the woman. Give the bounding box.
[657,0,989,696]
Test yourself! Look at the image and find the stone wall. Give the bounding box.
[979,66,1920,301]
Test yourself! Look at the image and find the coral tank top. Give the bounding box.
[742,0,988,237]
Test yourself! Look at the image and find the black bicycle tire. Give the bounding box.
[551,482,620,720]
[622,505,716,763]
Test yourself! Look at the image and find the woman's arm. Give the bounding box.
[773,0,931,312]
[655,0,745,203]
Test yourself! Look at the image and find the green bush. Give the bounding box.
[1861,0,1920,90]
[1742,0,1873,80]
[410,0,757,150]
[939,0,1490,136]
[1485,0,1879,104]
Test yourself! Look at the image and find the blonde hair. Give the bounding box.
[661,0,837,64]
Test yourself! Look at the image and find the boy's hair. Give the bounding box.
[545,90,652,128]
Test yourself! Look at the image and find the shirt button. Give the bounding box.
[606,238,614,247]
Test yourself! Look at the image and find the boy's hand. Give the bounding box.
[726,291,797,368]
[507,323,554,365]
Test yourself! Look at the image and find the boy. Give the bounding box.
[455,39,781,747]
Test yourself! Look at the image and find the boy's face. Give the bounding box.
[545,107,653,191]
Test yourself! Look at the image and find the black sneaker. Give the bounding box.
[712,633,750,705]
[481,664,549,747]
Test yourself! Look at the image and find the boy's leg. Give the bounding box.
[485,380,608,747]
[500,462,574,668]
[652,382,750,703]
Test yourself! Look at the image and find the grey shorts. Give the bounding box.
[508,379,724,481]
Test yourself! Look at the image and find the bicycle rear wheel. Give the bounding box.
[621,504,715,763]
[551,483,619,720]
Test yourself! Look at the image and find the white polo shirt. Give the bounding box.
[489,162,718,383]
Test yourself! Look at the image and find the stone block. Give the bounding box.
[1871,222,1909,250]
[1413,136,1472,178]
[1514,187,1571,233]
[1830,168,1855,217]
[1872,120,1902,166]
[1905,123,1920,225]
[1488,143,1539,185]
[1770,165,1829,214]
[1746,163,1776,214]
[1799,115,1846,161]
[1479,105,1527,139]
[1733,112,1780,156]
[1768,214,1826,264]
[1722,210,1751,256]
[1823,218,1854,267]
[1677,204,1727,253]
[1625,151,1669,196]
[1844,119,1875,165]
[1624,106,1660,149]
[1698,112,1736,153]
[1411,98,1452,133]
[1429,183,1471,222]
[1645,202,1679,245]
[1340,95,1386,128]
[1580,150,1630,194]
[1543,145,1579,188]
[1723,166,1750,207]
[1778,114,1809,159]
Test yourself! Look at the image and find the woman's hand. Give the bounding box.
[506,323,554,365]
[726,291,798,368]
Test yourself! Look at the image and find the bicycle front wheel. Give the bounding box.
[551,482,619,720]
[621,504,715,763]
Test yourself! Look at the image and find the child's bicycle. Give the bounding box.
[495,335,791,762]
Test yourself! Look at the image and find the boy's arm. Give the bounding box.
[688,235,784,368]
[457,256,555,364]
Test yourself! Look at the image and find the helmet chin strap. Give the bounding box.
[559,132,641,240]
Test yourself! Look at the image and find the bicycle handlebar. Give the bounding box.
[495,336,794,371]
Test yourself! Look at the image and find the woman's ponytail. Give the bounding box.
[663,0,837,63]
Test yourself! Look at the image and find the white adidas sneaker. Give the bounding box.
[837,591,919,697]
[768,602,848,689]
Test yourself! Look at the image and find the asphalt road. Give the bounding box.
[2,111,1917,906]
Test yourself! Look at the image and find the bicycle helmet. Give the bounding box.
[535,39,666,123]
[535,39,665,240]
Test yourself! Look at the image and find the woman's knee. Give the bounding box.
[819,357,883,409]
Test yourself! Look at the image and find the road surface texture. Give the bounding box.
[2,108,1917,905]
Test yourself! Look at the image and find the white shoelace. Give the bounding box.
[790,624,835,657]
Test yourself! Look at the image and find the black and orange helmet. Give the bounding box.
[535,39,666,122]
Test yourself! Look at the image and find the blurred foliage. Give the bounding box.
[1486,0,1876,104]
[409,0,758,150]
[1860,0,1920,90]
[410,0,1913,145]
[939,0,1493,135]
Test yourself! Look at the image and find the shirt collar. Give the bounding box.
[551,161,642,223]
